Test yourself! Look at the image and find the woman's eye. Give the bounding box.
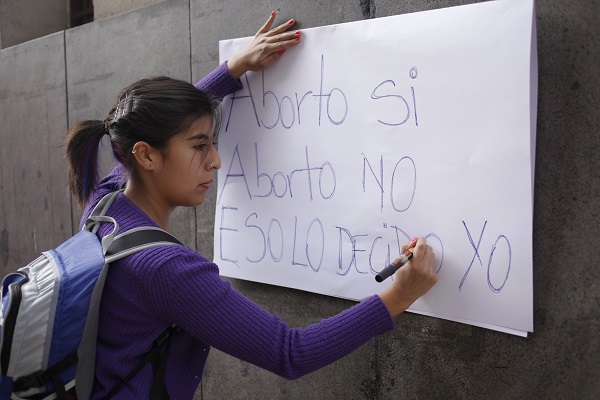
[195,144,208,151]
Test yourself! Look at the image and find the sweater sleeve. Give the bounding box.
[144,250,394,380]
[194,61,243,100]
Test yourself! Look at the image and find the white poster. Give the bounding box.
[215,0,537,336]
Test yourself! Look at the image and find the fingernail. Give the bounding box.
[271,11,276,17]
[295,30,301,35]
[278,49,286,55]
[295,37,300,41]
[288,19,295,25]
[410,237,418,243]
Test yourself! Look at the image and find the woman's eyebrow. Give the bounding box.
[187,133,210,141]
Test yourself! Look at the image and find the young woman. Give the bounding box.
[64,13,437,399]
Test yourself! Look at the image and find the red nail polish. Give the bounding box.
[278,49,286,55]
[295,37,300,41]
[295,30,301,35]
[271,11,276,17]
[410,237,418,243]
[288,19,295,25]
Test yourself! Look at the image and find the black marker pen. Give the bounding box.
[375,247,414,282]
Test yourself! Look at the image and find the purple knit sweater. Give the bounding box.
[83,62,394,399]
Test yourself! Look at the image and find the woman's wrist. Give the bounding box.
[379,287,411,319]
[226,55,247,80]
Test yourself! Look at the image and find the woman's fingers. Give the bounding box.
[266,35,300,54]
[228,13,300,77]
[262,31,297,44]
[400,237,418,254]
[258,12,295,36]
[257,11,277,34]
[269,18,296,35]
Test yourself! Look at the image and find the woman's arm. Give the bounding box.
[195,12,301,100]
[144,237,435,379]
[194,62,242,100]
[145,251,393,380]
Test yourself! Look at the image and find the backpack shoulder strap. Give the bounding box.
[104,325,181,400]
[83,190,123,254]
[105,227,182,264]
[75,226,182,400]
[87,190,122,232]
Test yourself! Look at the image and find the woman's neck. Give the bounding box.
[123,179,173,231]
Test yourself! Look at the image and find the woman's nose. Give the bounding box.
[210,147,221,170]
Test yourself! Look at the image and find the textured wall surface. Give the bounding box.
[0,0,68,49]
[0,32,71,272]
[93,0,164,20]
[0,0,598,399]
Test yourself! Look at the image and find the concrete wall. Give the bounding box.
[0,0,161,49]
[0,31,72,270]
[93,0,163,20]
[0,0,68,48]
[1,0,599,399]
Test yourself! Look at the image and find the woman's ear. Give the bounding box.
[131,141,158,171]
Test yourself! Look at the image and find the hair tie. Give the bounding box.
[103,119,111,136]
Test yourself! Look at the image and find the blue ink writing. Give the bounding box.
[371,67,419,127]
[223,55,349,131]
[219,142,336,203]
[487,235,511,292]
[362,153,417,212]
[219,206,239,268]
[459,220,486,291]
[460,221,511,293]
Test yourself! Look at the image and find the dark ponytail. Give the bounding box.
[64,119,106,207]
[63,76,220,208]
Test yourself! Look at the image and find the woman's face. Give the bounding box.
[155,116,221,208]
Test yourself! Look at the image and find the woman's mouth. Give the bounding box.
[199,180,212,189]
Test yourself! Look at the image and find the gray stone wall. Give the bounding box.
[93,0,163,20]
[0,0,68,48]
[0,0,161,49]
[1,0,599,399]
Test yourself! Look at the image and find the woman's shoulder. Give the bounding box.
[120,242,220,297]
[129,240,210,265]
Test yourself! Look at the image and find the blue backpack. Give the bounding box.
[0,191,181,400]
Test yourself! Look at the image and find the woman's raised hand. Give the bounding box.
[379,237,438,318]
[226,12,301,79]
